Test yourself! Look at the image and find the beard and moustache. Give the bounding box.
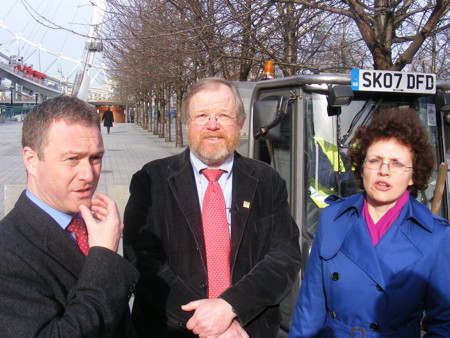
[187,129,240,167]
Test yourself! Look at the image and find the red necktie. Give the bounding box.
[201,169,231,299]
[67,217,89,256]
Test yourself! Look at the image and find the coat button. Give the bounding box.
[329,310,337,319]
[331,272,340,281]
[376,285,383,292]
[370,322,379,331]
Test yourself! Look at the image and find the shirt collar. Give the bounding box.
[190,151,234,178]
[26,189,73,229]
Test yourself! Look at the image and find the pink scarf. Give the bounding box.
[363,191,410,246]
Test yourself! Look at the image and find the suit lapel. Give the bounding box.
[340,217,386,289]
[16,192,85,277]
[375,215,423,280]
[43,223,86,275]
[167,150,205,259]
[229,155,258,270]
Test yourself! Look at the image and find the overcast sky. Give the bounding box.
[0,0,104,80]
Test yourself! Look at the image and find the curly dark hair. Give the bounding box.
[348,107,435,197]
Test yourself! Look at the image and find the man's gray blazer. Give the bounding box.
[0,192,139,337]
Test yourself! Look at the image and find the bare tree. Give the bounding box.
[277,0,450,71]
[101,0,450,154]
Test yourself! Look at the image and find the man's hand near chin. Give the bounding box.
[80,192,122,253]
[181,298,238,337]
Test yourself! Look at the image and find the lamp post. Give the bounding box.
[9,86,14,105]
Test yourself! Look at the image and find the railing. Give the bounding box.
[0,61,61,92]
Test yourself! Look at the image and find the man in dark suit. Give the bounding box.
[124,78,301,337]
[102,106,114,134]
[0,96,139,337]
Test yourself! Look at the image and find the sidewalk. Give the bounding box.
[0,121,186,219]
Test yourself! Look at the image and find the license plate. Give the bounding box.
[351,69,436,94]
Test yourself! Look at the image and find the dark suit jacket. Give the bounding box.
[123,149,301,337]
[0,192,139,337]
[102,110,114,127]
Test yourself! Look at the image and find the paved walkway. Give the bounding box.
[0,120,186,219]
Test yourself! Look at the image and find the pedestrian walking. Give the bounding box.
[102,106,114,134]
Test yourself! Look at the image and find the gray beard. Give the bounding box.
[189,144,233,167]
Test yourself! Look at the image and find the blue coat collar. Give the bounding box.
[320,193,434,289]
[332,193,434,233]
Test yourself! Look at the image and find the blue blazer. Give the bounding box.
[289,193,450,337]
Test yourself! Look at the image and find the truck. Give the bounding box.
[240,69,450,335]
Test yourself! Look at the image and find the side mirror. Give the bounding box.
[435,93,450,112]
[435,93,450,125]
[327,85,353,116]
[253,96,288,140]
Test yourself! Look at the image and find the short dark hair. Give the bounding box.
[22,96,100,159]
[348,107,434,197]
[180,77,246,124]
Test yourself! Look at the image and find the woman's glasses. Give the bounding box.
[364,156,413,175]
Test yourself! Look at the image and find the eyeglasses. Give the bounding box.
[189,113,237,126]
[363,156,413,175]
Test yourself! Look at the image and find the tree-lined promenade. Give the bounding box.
[101,0,450,146]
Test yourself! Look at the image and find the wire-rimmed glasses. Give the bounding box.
[363,156,413,175]
[189,113,237,126]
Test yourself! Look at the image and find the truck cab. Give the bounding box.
[246,70,450,334]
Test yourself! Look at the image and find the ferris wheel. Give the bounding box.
[0,0,109,103]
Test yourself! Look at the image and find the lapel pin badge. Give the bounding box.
[243,201,250,209]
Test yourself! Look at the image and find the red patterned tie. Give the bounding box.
[67,217,89,256]
[201,169,231,299]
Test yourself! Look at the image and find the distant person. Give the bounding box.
[123,77,301,337]
[130,108,135,123]
[102,106,114,134]
[0,96,139,337]
[289,107,450,337]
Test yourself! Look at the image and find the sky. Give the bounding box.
[0,0,106,83]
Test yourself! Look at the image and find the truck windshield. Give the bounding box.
[303,92,442,242]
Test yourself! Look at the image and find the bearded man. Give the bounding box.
[123,77,301,337]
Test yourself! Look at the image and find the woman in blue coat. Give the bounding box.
[289,107,450,337]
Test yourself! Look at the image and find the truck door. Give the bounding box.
[250,88,300,334]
